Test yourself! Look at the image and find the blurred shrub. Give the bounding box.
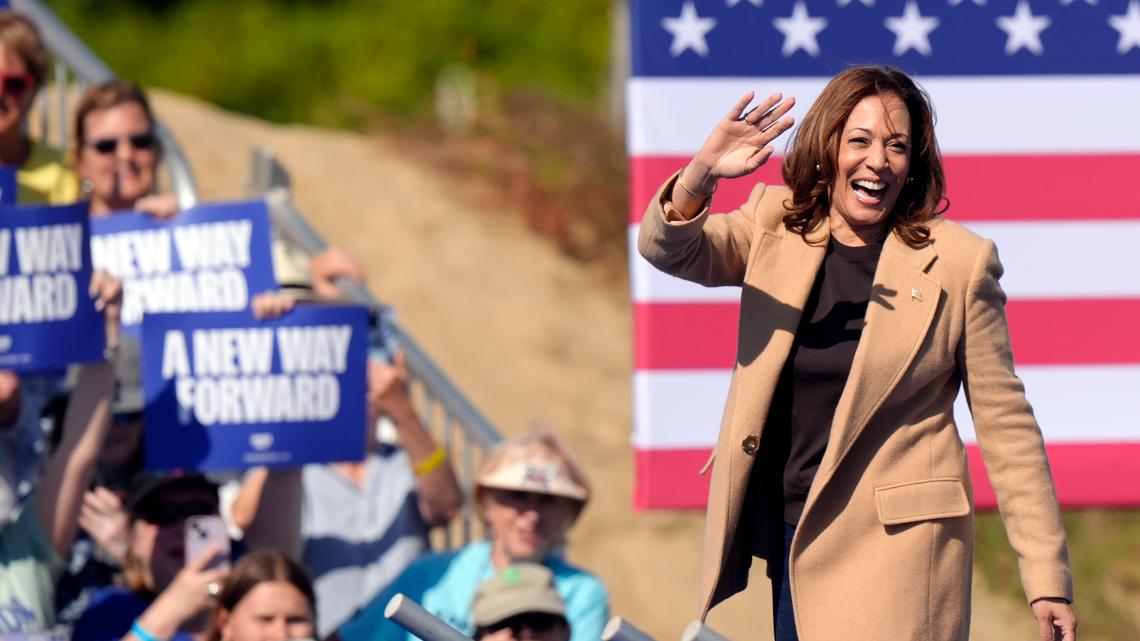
[48,0,613,128]
[976,510,1140,640]
[47,0,629,266]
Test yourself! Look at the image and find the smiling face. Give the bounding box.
[76,101,158,215]
[218,581,315,641]
[483,489,579,566]
[828,92,912,246]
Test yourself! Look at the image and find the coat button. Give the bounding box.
[741,435,759,455]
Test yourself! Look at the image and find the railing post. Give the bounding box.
[680,621,732,641]
[602,617,659,641]
[384,594,471,641]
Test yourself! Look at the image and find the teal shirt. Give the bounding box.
[339,541,608,641]
[0,505,61,632]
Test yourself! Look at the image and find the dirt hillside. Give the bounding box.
[151,90,1045,641]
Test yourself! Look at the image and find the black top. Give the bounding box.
[764,236,884,525]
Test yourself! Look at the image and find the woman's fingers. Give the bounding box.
[724,91,756,121]
[742,92,785,125]
[756,96,796,131]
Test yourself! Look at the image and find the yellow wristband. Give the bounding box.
[413,447,447,476]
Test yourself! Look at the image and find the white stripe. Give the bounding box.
[629,221,1140,302]
[632,365,1140,449]
[627,76,1140,156]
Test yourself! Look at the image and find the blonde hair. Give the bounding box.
[0,12,47,87]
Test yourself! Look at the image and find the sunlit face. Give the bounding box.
[218,581,315,641]
[483,489,579,564]
[127,486,218,592]
[0,44,36,138]
[77,101,158,215]
[828,93,912,245]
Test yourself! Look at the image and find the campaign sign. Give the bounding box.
[141,305,369,471]
[0,166,16,205]
[90,200,277,337]
[0,202,105,371]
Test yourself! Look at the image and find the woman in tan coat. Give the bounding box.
[637,66,1076,641]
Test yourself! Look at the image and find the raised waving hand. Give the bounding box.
[671,92,795,220]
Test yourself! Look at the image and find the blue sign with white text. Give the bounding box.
[0,166,17,205]
[89,200,278,337]
[0,202,105,371]
[141,305,369,472]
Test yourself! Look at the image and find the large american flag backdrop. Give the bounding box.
[627,0,1140,509]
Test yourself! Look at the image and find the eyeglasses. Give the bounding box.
[485,613,565,637]
[0,72,34,101]
[88,132,156,155]
[136,500,217,527]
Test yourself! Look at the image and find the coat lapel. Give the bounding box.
[813,233,941,491]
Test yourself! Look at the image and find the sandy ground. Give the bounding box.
[151,90,1050,641]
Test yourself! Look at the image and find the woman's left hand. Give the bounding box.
[89,269,122,350]
[133,194,179,220]
[1031,598,1076,641]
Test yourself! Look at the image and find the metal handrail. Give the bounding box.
[11,0,200,210]
[680,621,731,641]
[603,617,659,641]
[385,594,472,641]
[254,149,503,547]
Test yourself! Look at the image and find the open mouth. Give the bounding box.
[852,178,889,206]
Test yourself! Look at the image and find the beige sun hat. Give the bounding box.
[475,429,591,505]
[471,563,567,628]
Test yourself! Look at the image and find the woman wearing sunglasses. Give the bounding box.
[336,431,608,641]
[73,80,368,299]
[0,11,78,205]
[71,473,231,641]
[73,81,173,219]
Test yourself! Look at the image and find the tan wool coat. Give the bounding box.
[637,174,1073,641]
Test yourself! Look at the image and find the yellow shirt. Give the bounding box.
[17,140,79,205]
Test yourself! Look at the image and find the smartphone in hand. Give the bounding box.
[184,515,231,570]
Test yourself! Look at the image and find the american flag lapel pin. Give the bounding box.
[911,287,922,302]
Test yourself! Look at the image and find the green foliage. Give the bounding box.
[975,510,1140,641]
[46,0,613,127]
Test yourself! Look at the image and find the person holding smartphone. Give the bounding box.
[71,474,230,641]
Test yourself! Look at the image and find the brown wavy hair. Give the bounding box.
[0,12,48,88]
[781,66,947,247]
[205,550,317,641]
[73,80,157,149]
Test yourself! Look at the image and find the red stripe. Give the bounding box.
[634,299,1140,370]
[634,443,1140,510]
[628,154,1140,224]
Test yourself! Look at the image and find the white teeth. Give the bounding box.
[854,179,886,191]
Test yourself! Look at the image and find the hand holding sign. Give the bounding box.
[89,269,122,351]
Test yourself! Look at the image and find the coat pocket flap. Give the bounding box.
[875,478,970,526]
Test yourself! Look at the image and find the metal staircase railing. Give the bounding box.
[15,0,501,547]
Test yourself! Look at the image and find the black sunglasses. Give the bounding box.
[137,500,217,527]
[0,73,33,99]
[89,132,156,155]
[485,613,565,636]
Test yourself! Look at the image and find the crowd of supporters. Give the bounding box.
[0,9,610,641]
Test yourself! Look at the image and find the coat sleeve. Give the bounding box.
[636,170,778,288]
[959,239,1074,604]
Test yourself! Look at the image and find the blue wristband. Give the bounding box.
[131,621,165,641]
